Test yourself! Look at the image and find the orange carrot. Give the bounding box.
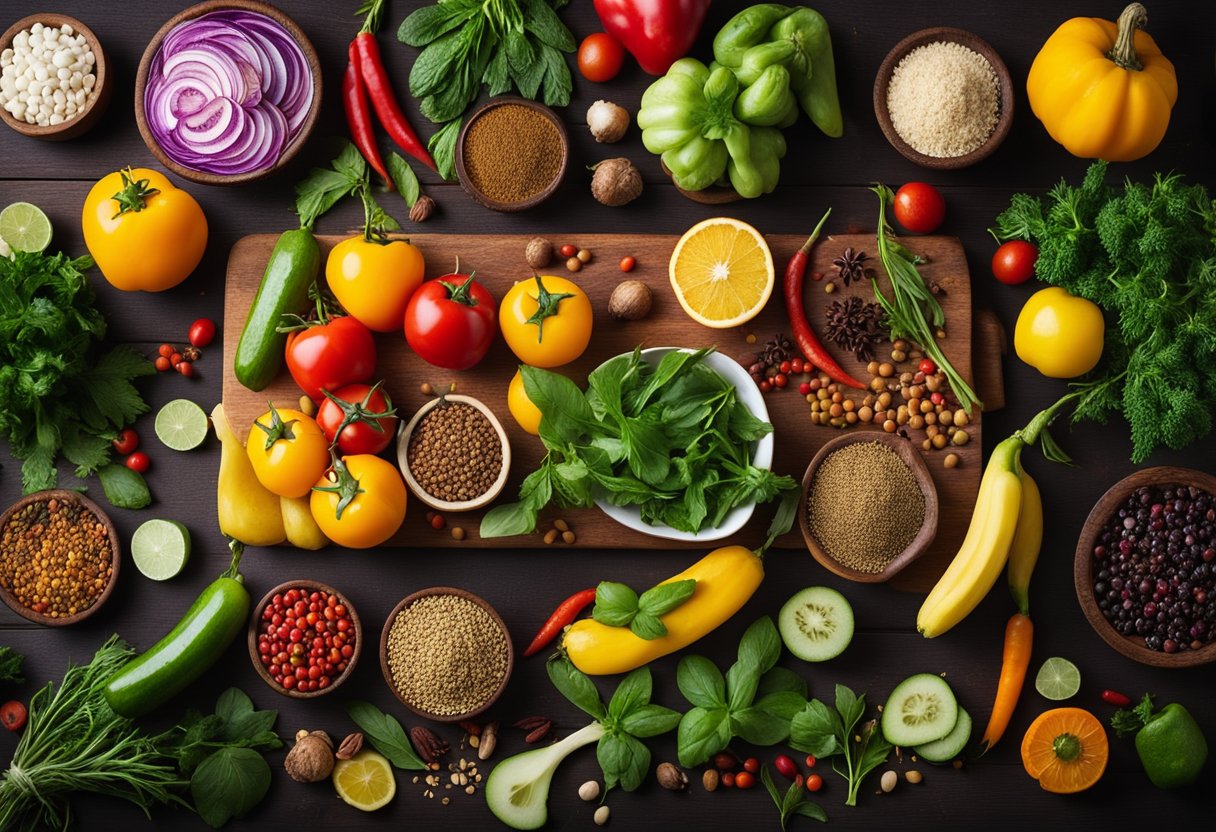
[979,612,1034,753]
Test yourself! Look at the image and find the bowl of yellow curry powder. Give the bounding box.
[456,97,569,212]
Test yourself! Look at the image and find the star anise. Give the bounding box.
[833,247,870,286]
[823,296,887,362]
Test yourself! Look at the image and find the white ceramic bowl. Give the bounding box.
[397,394,512,512]
[593,347,774,542]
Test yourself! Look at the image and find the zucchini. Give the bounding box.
[103,544,250,718]
[234,228,320,391]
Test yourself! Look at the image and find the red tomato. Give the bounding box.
[893,182,946,234]
[1,700,26,731]
[403,274,497,370]
[285,315,377,402]
[316,382,398,456]
[577,32,626,83]
[188,317,216,347]
[125,451,150,473]
[112,428,139,455]
[992,240,1038,285]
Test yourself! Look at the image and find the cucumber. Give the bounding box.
[778,586,853,662]
[234,227,320,391]
[881,673,959,747]
[914,707,972,763]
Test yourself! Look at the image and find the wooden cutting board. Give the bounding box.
[223,232,989,593]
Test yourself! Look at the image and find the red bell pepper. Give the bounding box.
[592,0,711,76]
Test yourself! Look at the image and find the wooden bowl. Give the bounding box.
[455,97,568,212]
[379,586,514,723]
[247,579,362,698]
[0,490,120,625]
[396,394,511,512]
[660,161,742,205]
[0,14,111,141]
[1074,467,1216,668]
[133,0,322,185]
[873,27,1014,170]
[799,432,939,583]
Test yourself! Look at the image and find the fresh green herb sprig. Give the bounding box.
[762,765,827,828]
[676,617,808,767]
[345,700,430,770]
[293,140,409,236]
[0,646,24,685]
[788,685,892,807]
[592,579,696,640]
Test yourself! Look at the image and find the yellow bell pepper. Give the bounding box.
[563,545,764,675]
[212,403,285,547]
[1027,2,1177,162]
[1014,287,1105,379]
[281,495,330,550]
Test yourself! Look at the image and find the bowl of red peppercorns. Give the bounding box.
[1075,466,1216,669]
[248,580,362,697]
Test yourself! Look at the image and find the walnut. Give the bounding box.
[590,157,642,207]
[284,730,335,783]
[656,762,688,791]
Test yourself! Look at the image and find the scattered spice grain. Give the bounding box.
[887,41,998,158]
[407,402,503,503]
[463,103,563,204]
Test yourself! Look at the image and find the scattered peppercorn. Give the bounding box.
[576,248,592,264]
[566,256,582,273]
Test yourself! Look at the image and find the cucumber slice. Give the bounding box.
[881,673,958,747]
[778,586,854,661]
[914,707,971,763]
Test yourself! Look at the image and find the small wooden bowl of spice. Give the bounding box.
[799,433,939,583]
[0,490,119,625]
[247,579,362,697]
[873,27,1014,170]
[397,394,511,512]
[379,586,514,723]
[456,97,569,212]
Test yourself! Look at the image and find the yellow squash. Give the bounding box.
[213,403,285,547]
[1027,3,1177,162]
[281,495,330,550]
[563,545,764,675]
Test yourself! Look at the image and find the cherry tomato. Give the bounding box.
[893,182,946,234]
[404,274,497,370]
[310,455,407,549]
[112,428,139,455]
[806,773,823,792]
[285,315,377,402]
[125,451,150,473]
[743,757,760,773]
[176,361,194,377]
[1,700,27,731]
[500,275,593,368]
[992,240,1038,285]
[577,32,625,83]
[507,369,543,436]
[188,317,216,347]
[246,405,330,498]
[316,382,398,456]
[735,771,756,790]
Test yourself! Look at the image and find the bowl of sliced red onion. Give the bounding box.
[134,0,321,185]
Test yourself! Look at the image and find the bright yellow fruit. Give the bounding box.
[1014,287,1104,379]
[333,750,396,811]
[508,369,543,435]
[669,217,774,328]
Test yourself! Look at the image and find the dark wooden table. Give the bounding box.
[1,1,1213,828]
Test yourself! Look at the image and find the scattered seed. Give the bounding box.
[906,770,923,784]
[579,780,601,801]
[452,527,466,541]
[594,805,611,826]
[566,256,582,272]
[577,248,592,263]
[562,530,576,544]
[944,453,960,469]
[420,382,434,395]
[554,519,569,532]
[543,529,558,545]
[880,770,898,792]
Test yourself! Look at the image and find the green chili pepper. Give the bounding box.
[713,4,795,67]
[735,64,798,127]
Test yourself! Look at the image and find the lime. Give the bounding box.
[130,519,191,581]
[1035,657,1081,701]
[0,202,52,253]
[155,399,210,451]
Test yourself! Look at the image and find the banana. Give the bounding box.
[917,437,1025,638]
[1006,470,1043,616]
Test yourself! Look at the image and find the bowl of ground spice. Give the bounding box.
[874,28,1014,170]
[380,586,513,722]
[0,490,119,625]
[799,433,938,583]
[456,97,569,212]
[397,394,511,512]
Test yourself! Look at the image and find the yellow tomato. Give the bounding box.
[500,275,593,368]
[246,406,330,498]
[507,369,543,435]
[81,167,207,292]
[326,236,425,332]
[1014,287,1105,378]
[310,455,407,549]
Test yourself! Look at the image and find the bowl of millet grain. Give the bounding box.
[397,394,511,513]
[873,27,1014,170]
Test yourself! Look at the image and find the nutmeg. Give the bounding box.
[284,730,335,783]
[525,237,553,269]
[656,762,688,791]
[609,280,653,321]
[590,157,643,207]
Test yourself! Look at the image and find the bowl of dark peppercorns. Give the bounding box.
[1075,466,1216,668]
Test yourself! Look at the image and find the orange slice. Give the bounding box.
[1021,707,1108,793]
[669,217,774,328]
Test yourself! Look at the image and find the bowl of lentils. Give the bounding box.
[397,394,511,513]
[1075,466,1216,668]
[0,490,119,625]
[247,579,362,697]
[379,586,513,722]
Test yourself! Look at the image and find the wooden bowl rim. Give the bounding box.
[798,431,939,583]
[246,578,363,698]
[0,489,120,626]
[378,585,514,723]
[455,96,569,212]
[396,394,512,512]
[872,26,1015,170]
[659,160,743,205]
[1074,466,1216,668]
[0,13,110,140]
[132,0,322,186]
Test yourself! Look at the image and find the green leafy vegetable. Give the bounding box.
[190,748,271,829]
[345,700,429,770]
[762,764,827,828]
[428,118,463,182]
[789,684,892,806]
[97,462,152,509]
[387,152,421,208]
[591,578,696,640]
[1110,693,1157,738]
[0,646,23,684]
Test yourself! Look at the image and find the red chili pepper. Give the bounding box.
[353,33,435,171]
[343,43,392,188]
[523,588,597,657]
[784,209,866,389]
[1101,689,1133,707]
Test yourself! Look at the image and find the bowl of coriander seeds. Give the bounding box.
[397,394,511,512]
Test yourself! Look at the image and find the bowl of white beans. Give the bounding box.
[0,14,110,140]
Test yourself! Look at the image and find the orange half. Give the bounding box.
[669,217,774,328]
[1021,707,1108,793]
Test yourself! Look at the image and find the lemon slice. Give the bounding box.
[155,399,210,451]
[669,217,774,328]
[333,751,396,811]
[1035,657,1081,701]
[130,519,191,581]
[0,202,52,253]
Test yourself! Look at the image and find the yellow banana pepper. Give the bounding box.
[212,403,285,547]
[1007,470,1044,616]
[281,495,329,550]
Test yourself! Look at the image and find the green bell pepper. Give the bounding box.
[713,4,794,67]
[735,64,798,127]
[779,7,843,137]
[727,125,785,198]
[1112,694,1209,789]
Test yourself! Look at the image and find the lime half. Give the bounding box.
[155,399,210,451]
[130,519,191,581]
[1035,657,1081,701]
[0,202,52,253]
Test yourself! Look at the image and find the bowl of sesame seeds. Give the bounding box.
[397,394,511,512]
[0,490,119,625]
[379,586,514,723]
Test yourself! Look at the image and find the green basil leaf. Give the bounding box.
[214,688,279,746]
[387,153,420,208]
[628,611,667,640]
[522,365,599,444]
[427,118,461,182]
[725,659,760,712]
[789,700,843,758]
[620,412,673,486]
[757,667,808,699]
[731,706,790,746]
[755,690,809,723]
[676,706,729,768]
[547,657,606,721]
[737,616,782,675]
[478,499,537,538]
[761,763,783,810]
[635,348,709,410]
[592,581,639,628]
[638,579,696,617]
[728,399,774,442]
[855,719,893,780]
[619,704,681,738]
[97,463,151,509]
[676,655,726,709]
[834,684,865,734]
[191,747,271,828]
[794,801,828,822]
[346,700,429,770]
[587,352,633,423]
[759,487,800,554]
[608,667,651,722]
[597,731,649,792]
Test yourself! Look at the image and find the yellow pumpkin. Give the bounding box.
[1027,2,1177,162]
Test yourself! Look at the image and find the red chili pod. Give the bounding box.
[1101,689,1133,707]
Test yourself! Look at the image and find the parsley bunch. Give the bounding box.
[993,161,1216,462]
